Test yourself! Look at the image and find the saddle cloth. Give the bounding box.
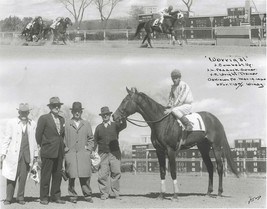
[152,19,160,26]
[178,113,206,132]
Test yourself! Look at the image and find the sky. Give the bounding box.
[0,0,266,21]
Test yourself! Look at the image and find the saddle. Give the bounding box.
[178,113,206,132]
[177,113,206,150]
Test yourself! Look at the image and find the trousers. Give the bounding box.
[98,153,121,198]
[6,155,30,201]
[40,155,63,201]
[68,177,92,200]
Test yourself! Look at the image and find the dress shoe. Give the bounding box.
[53,199,66,204]
[114,196,122,200]
[85,197,93,203]
[18,200,26,205]
[40,200,49,205]
[100,195,108,200]
[4,200,11,205]
[69,199,77,203]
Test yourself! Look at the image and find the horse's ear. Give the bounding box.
[126,87,137,96]
[126,87,132,95]
[131,87,138,93]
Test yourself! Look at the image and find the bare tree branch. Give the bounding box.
[181,0,193,12]
[58,0,93,28]
[93,0,123,28]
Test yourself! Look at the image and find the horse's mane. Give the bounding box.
[138,92,165,113]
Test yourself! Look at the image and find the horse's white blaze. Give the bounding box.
[160,180,166,193]
[173,179,179,193]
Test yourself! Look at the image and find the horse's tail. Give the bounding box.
[221,131,239,178]
[134,22,146,37]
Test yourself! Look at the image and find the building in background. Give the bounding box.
[131,137,266,174]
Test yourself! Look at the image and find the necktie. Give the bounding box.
[54,117,61,134]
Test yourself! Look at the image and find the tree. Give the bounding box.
[58,0,93,28]
[1,16,23,32]
[93,0,123,29]
[181,0,193,13]
[128,5,145,21]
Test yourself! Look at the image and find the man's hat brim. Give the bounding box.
[99,112,113,116]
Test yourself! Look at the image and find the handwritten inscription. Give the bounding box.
[248,195,261,204]
[205,56,266,89]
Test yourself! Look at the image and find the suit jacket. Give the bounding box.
[36,113,65,158]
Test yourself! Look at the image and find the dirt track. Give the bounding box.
[0,40,266,59]
[0,173,266,208]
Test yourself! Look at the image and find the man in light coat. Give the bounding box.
[1,103,38,205]
[64,102,94,203]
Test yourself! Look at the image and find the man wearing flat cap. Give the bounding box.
[94,106,126,200]
[64,102,94,204]
[165,69,194,138]
[1,103,38,205]
[35,97,65,205]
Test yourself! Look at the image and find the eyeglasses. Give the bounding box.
[102,114,110,117]
[51,104,61,108]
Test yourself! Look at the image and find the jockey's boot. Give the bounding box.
[158,24,163,32]
[180,116,193,131]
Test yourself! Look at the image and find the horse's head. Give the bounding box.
[35,16,43,25]
[112,87,139,122]
[65,17,72,26]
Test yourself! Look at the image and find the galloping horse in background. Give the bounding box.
[134,11,186,48]
[113,87,239,200]
[51,17,72,44]
[21,16,44,42]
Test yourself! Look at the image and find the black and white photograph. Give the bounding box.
[0,0,266,208]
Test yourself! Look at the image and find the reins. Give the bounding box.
[126,112,171,128]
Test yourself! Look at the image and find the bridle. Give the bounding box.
[121,112,171,128]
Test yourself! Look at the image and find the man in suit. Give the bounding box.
[94,106,126,200]
[36,97,65,205]
[1,103,38,205]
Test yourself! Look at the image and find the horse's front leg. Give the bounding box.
[156,149,166,199]
[171,35,176,46]
[167,147,179,200]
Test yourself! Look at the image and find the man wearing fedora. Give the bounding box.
[94,106,127,200]
[1,103,38,205]
[35,97,65,205]
[64,102,94,204]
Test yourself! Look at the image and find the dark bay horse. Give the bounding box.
[134,11,186,48]
[113,87,239,200]
[21,16,43,42]
[51,17,72,44]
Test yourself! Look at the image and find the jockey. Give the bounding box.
[164,69,193,133]
[25,16,42,31]
[157,5,173,31]
[50,17,64,29]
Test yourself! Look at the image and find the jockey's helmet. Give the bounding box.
[171,69,181,78]
[168,5,173,11]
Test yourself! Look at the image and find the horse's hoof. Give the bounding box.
[157,193,164,200]
[171,194,178,201]
[206,191,213,196]
[218,192,223,197]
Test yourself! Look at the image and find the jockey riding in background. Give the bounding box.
[157,5,173,31]
[25,16,42,30]
[50,17,64,29]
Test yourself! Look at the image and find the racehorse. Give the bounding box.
[51,17,72,44]
[113,87,239,200]
[21,16,43,42]
[134,11,186,48]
